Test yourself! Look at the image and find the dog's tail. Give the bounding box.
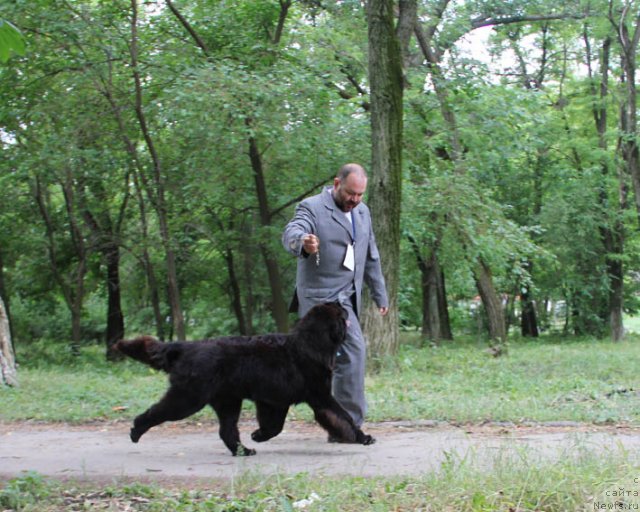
[113,336,181,373]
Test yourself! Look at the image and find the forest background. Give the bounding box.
[1,0,640,366]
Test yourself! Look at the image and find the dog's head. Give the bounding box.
[302,301,348,347]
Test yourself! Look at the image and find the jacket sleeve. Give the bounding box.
[363,215,389,309]
[282,200,317,257]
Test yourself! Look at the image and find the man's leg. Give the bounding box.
[331,302,366,427]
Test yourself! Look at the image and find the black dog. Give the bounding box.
[114,302,375,456]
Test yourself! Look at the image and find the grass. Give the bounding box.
[367,333,640,425]
[624,314,640,334]
[4,332,640,425]
[1,448,639,510]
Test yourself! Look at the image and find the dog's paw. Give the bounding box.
[354,429,375,445]
[251,429,269,443]
[130,428,142,443]
[361,434,376,446]
[233,444,257,456]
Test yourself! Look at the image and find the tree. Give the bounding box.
[583,22,625,340]
[129,0,186,340]
[33,173,90,353]
[4,0,640,359]
[363,0,405,356]
[611,0,640,226]
[405,0,590,344]
[0,295,17,387]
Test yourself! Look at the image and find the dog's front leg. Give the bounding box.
[251,401,289,442]
[211,400,256,456]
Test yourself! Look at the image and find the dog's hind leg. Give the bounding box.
[211,399,256,456]
[309,396,376,445]
[131,387,205,443]
[251,401,289,442]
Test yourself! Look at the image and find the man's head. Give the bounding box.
[333,163,368,212]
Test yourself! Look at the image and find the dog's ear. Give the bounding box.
[328,306,347,345]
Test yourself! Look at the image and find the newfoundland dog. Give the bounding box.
[114,302,375,456]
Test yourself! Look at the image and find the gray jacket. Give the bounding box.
[282,187,388,317]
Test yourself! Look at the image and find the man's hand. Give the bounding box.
[302,234,320,254]
[379,307,389,316]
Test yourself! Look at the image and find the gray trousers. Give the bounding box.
[332,300,367,427]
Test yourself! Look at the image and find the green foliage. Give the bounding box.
[0,0,374,344]
[0,19,25,62]
[0,472,50,510]
[1,0,640,348]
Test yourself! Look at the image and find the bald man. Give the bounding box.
[282,163,388,433]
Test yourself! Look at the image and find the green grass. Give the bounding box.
[367,334,640,425]
[1,449,639,510]
[3,333,640,425]
[624,314,640,334]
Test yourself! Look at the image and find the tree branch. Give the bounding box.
[436,12,588,55]
[273,0,292,44]
[270,174,335,219]
[165,0,210,55]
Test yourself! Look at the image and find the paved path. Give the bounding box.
[1,421,638,483]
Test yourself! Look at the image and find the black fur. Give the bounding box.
[114,302,375,456]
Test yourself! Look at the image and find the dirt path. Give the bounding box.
[1,421,638,484]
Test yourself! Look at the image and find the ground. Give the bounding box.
[1,420,639,485]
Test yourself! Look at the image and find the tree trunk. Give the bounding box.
[104,243,125,359]
[408,235,451,342]
[520,288,539,337]
[78,188,127,359]
[163,248,185,340]
[0,295,18,387]
[423,255,453,342]
[518,153,543,337]
[0,251,11,345]
[241,228,256,335]
[608,257,624,341]
[436,268,453,340]
[132,170,165,341]
[224,248,249,335]
[603,120,624,342]
[587,30,625,341]
[362,0,404,357]
[246,121,289,332]
[422,256,440,340]
[145,252,165,340]
[474,259,506,342]
[520,260,539,337]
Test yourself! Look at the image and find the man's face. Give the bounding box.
[333,173,367,212]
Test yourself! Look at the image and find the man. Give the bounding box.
[282,163,388,433]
